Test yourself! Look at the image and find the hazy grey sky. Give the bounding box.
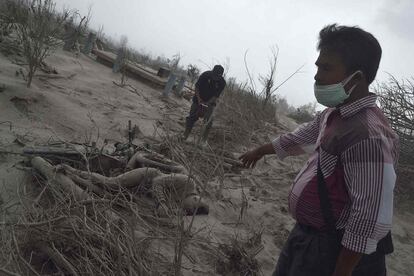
[56,0,414,107]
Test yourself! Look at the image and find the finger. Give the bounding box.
[242,157,251,166]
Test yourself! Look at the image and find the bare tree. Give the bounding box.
[118,35,129,86]
[377,75,414,163]
[0,1,17,37]
[3,0,70,87]
[243,49,257,95]
[186,64,200,89]
[258,46,279,107]
[244,47,304,111]
[170,52,181,71]
[63,5,92,52]
[96,24,104,40]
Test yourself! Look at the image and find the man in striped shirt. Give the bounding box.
[240,24,398,276]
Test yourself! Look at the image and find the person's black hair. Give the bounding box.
[212,65,224,76]
[317,24,382,84]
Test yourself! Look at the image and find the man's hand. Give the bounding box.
[196,103,208,118]
[239,143,276,168]
[239,148,264,168]
[206,96,217,105]
[332,247,362,276]
[195,88,204,104]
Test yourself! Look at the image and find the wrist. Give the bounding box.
[256,145,266,157]
[256,143,275,156]
[333,247,362,276]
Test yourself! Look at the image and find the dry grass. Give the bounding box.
[0,159,177,275]
[215,229,264,276]
[0,0,71,87]
[394,164,414,212]
[0,127,241,275]
[376,76,414,164]
[214,85,280,148]
[376,76,414,211]
[154,118,267,275]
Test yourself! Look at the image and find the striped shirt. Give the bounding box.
[272,94,399,254]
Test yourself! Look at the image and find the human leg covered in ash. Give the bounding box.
[62,156,208,216]
[126,151,208,215]
[151,174,209,216]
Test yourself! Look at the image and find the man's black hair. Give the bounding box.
[212,65,224,76]
[317,24,382,84]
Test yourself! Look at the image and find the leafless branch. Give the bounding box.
[376,75,414,164]
[244,49,257,94]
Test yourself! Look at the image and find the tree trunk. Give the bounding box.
[27,67,34,88]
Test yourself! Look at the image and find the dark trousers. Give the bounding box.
[185,99,215,132]
[273,223,388,276]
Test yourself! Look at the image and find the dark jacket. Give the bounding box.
[194,71,226,103]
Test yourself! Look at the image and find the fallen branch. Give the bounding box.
[35,242,79,276]
[0,216,67,227]
[0,267,21,276]
[36,73,76,80]
[23,146,83,157]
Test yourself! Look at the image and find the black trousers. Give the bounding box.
[185,99,215,130]
[273,223,389,276]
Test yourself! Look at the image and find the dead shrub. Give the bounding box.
[376,76,414,164]
[215,84,279,146]
[216,230,263,276]
[287,102,317,124]
[1,0,70,87]
[0,157,174,275]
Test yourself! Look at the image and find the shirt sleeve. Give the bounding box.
[341,138,396,254]
[271,112,322,160]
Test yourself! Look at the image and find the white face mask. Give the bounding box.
[314,70,362,108]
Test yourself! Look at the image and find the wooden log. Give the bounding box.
[24,147,82,157]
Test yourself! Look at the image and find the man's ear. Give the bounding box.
[355,71,364,82]
[355,71,370,88]
[346,70,364,90]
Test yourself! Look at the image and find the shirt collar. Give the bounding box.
[338,93,378,118]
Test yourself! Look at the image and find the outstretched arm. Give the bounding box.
[240,111,325,168]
